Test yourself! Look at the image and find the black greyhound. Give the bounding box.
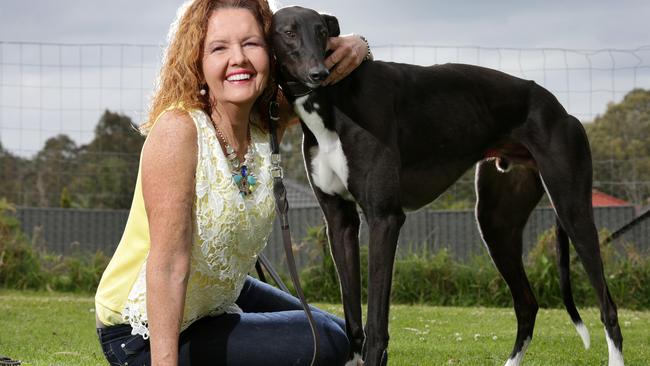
[271,6,624,366]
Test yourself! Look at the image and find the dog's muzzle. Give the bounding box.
[308,67,329,83]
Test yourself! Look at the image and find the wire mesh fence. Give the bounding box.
[373,44,650,121]
[0,42,161,155]
[1,41,650,208]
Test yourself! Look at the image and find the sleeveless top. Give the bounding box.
[94,107,276,339]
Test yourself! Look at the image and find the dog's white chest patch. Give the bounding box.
[294,96,352,199]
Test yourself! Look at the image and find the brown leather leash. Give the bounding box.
[264,96,320,366]
[256,252,290,294]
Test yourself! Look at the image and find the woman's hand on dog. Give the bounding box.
[323,34,369,85]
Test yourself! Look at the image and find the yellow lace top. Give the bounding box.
[94,108,276,339]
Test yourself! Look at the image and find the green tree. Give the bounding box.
[585,89,650,204]
[32,134,78,207]
[60,187,72,208]
[5,110,145,209]
[0,141,34,205]
[83,109,145,156]
[72,110,145,209]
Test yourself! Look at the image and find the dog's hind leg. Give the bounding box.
[522,114,624,366]
[556,219,590,349]
[475,159,544,366]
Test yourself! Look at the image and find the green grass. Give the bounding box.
[0,290,104,365]
[1,290,649,365]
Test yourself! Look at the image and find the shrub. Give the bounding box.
[0,198,44,289]
[299,224,650,310]
[0,199,110,293]
[300,225,350,303]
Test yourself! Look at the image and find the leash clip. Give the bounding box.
[271,166,284,179]
[269,101,280,121]
[271,153,283,178]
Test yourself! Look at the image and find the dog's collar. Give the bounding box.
[274,60,317,97]
[278,80,315,98]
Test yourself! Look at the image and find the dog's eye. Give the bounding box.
[319,29,328,38]
[284,30,296,38]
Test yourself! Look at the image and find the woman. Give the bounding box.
[94,0,370,365]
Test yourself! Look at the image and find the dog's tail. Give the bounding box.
[556,220,591,349]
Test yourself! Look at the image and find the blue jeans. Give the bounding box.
[96,276,350,366]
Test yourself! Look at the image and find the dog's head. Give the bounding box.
[271,6,340,89]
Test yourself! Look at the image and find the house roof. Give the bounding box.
[592,189,630,207]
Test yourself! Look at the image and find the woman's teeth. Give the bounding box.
[227,73,252,81]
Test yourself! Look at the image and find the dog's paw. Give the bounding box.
[345,353,364,366]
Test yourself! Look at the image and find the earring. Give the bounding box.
[200,88,207,96]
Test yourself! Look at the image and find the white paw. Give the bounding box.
[575,321,591,349]
[605,327,625,366]
[345,353,363,366]
[503,338,531,366]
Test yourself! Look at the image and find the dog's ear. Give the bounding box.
[320,13,340,37]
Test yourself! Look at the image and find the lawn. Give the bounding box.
[1,290,648,365]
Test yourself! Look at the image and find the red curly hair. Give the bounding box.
[141,0,280,134]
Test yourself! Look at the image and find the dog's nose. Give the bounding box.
[309,67,330,82]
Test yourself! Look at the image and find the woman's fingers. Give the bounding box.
[323,35,367,85]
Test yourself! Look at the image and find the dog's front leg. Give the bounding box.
[301,125,365,365]
[360,158,405,366]
[318,193,365,365]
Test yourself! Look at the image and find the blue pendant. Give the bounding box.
[241,165,248,177]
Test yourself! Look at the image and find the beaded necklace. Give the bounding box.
[212,121,258,197]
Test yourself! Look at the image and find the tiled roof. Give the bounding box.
[592,189,630,207]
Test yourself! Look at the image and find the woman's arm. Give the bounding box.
[141,110,197,366]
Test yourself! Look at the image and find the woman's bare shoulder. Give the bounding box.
[142,109,198,176]
[149,109,197,142]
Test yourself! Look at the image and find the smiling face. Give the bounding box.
[202,7,270,110]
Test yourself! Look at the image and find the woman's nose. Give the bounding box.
[229,45,247,66]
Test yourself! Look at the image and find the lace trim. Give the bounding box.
[121,109,275,338]
[122,260,149,338]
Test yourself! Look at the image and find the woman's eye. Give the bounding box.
[211,46,225,53]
